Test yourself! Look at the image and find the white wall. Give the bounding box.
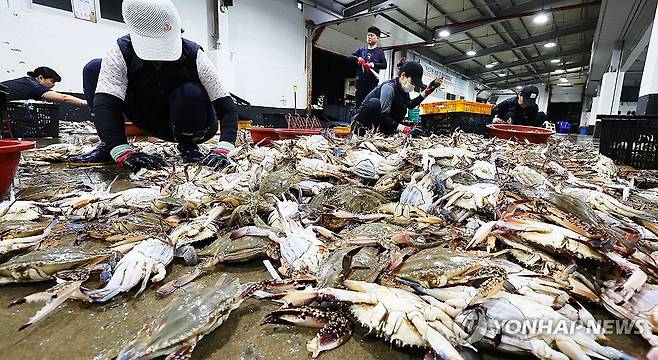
[215,0,307,109]
[550,85,583,103]
[407,51,481,103]
[0,0,210,93]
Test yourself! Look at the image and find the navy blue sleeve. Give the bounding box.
[212,96,238,144]
[492,97,513,118]
[93,93,127,150]
[408,94,425,109]
[348,47,363,63]
[30,85,50,100]
[527,105,539,126]
[373,49,387,70]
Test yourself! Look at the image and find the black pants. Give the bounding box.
[351,98,397,136]
[83,59,217,149]
[354,79,378,108]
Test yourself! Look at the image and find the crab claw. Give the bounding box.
[10,279,90,331]
[262,307,328,328]
[262,290,322,308]
[231,226,279,241]
[155,266,204,298]
[466,221,497,250]
[261,307,352,358]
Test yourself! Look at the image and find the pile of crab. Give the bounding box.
[2,128,658,359]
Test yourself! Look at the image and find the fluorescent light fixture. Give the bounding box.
[544,42,557,48]
[467,50,477,56]
[485,64,495,68]
[534,13,549,24]
[550,59,560,63]
[560,77,568,82]
[554,69,566,74]
[498,73,506,77]
[297,1,303,11]
[439,30,450,38]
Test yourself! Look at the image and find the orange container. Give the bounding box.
[249,128,279,145]
[421,100,493,115]
[125,122,145,136]
[0,140,35,195]
[249,127,350,145]
[486,124,555,144]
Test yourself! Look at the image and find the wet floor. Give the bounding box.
[0,137,648,360]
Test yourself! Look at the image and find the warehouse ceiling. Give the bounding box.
[307,0,601,90]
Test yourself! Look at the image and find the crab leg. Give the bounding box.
[10,278,90,331]
[0,217,59,256]
[407,312,463,360]
[606,252,648,302]
[261,307,352,358]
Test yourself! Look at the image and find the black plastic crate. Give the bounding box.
[7,101,60,138]
[599,115,658,169]
[421,112,490,136]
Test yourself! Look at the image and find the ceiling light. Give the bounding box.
[485,64,495,68]
[498,73,506,77]
[534,13,549,24]
[516,86,523,90]
[554,69,566,74]
[550,59,560,63]
[467,50,477,56]
[544,42,557,48]
[439,30,450,38]
[560,77,568,82]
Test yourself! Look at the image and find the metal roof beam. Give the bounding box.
[478,0,542,81]
[468,47,587,75]
[342,0,390,17]
[484,61,589,85]
[444,20,597,65]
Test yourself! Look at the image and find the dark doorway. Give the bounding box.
[312,47,357,124]
[547,102,582,132]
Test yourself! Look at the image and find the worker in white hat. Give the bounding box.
[69,0,237,172]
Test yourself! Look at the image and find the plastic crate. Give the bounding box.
[8,101,60,138]
[408,108,420,123]
[421,113,490,136]
[599,115,658,170]
[421,99,493,116]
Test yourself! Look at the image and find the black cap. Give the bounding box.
[399,61,426,88]
[520,85,539,105]
[367,26,381,37]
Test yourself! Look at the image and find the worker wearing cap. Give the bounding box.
[492,85,540,126]
[348,26,388,107]
[352,61,442,137]
[68,0,237,172]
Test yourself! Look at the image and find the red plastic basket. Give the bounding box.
[0,140,35,195]
[486,124,554,144]
[249,127,349,145]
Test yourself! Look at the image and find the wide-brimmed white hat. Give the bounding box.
[122,0,182,61]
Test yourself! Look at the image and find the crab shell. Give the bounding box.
[0,201,42,222]
[0,247,114,283]
[115,274,242,359]
[394,247,482,288]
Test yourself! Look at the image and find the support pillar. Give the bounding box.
[589,96,599,125]
[638,6,658,115]
[596,44,625,115]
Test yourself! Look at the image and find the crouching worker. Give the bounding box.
[351,61,441,137]
[68,0,237,172]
